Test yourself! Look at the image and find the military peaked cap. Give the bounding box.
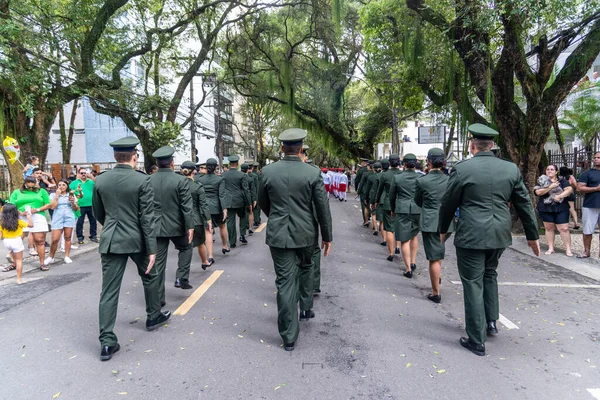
[152,146,175,160]
[109,136,139,151]
[468,123,499,139]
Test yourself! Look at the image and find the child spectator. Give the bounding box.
[1,204,33,284]
[23,156,39,178]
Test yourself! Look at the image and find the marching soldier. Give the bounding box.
[355,158,369,224]
[414,148,454,303]
[241,163,256,236]
[370,159,389,239]
[358,161,374,227]
[389,154,421,278]
[150,146,195,305]
[252,162,262,227]
[93,137,170,361]
[375,154,402,260]
[222,155,252,247]
[365,162,381,235]
[199,158,231,257]
[258,128,332,351]
[439,124,540,356]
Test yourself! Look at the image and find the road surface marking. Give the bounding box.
[587,388,600,399]
[450,280,600,289]
[255,222,267,233]
[174,270,223,316]
[498,314,519,330]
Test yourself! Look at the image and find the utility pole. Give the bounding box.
[189,76,196,161]
[215,79,223,171]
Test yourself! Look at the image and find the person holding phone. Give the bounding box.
[70,167,98,244]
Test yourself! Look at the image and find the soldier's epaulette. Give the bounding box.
[136,170,148,175]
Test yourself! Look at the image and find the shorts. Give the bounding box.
[422,232,452,261]
[3,237,25,254]
[211,213,226,227]
[51,212,76,230]
[582,207,600,235]
[383,210,397,232]
[538,209,570,225]
[20,213,49,233]
[395,213,420,242]
[339,183,347,192]
[192,224,206,247]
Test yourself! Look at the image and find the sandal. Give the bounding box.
[2,264,16,272]
[40,265,49,271]
[576,254,590,259]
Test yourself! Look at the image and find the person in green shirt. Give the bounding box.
[70,167,98,244]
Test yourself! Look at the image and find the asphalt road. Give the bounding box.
[1,196,599,400]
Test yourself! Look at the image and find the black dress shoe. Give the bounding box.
[222,248,230,254]
[146,311,172,331]
[459,337,485,356]
[208,258,215,265]
[380,241,386,246]
[201,263,211,271]
[299,309,315,321]
[284,342,295,351]
[100,343,120,361]
[427,294,441,303]
[240,236,248,244]
[161,301,166,307]
[395,248,400,254]
[372,231,378,236]
[410,263,417,271]
[248,230,254,236]
[175,279,193,290]
[313,289,321,295]
[487,320,499,336]
[403,271,413,279]
[387,255,394,262]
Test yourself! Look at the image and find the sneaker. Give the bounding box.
[64,257,73,264]
[70,244,79,250]
[90,237,99,243]
[44,257,55,266]
[78,240,85,245]
[29,248,38,256]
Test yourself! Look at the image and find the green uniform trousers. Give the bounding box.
[156,235,193,304]
[253,205,262,225]
[312,245,321,291]
[455,247,504,345]
[99,253,161,346]
[269,246,314,344]
[227,207,247,246]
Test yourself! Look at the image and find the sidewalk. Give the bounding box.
[510,235,600,282]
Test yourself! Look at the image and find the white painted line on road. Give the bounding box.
[450,280,600,289]
[587,388,600,400]
[498,314,519,330]
[255,222,267,233]
[174,270,223,316]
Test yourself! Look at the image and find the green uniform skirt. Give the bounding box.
[375,206,383,222]
[422,231,452,261]
[383,210,397,232]
[395,214,420,242]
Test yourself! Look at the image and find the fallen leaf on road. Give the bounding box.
[437,369,446,374]
[238,335,244,338]
[557,322,565,326]
[145,349,152,353]
[53,393,61,399]
[118,392,127,395]
[406,363,412,368]
[112,370,118,374]
[69,355,77,360]
[264,303,268,307]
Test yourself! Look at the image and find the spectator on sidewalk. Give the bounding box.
[559,166,580,229]
[576,152,600,258]
[70,167,98,245]
[45,180,79,266]
[534,165,573,256]
[0,204,33,284]
[9,176,52,270]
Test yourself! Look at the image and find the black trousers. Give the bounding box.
[76,206,97,240]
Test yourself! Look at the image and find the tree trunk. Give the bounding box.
[553,117,567,166]
[61,99,78,164]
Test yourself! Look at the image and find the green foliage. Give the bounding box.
[560,95,600,148]
[147,120,185,151]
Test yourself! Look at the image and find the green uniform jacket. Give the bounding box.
[222,168,251,208]
[150,168,195,237]
[198,173,230,215]
[414,170,454,232]
[258,155,333,248]
[190,180,211,226]
[355,166,367,191]
[92,164,157,254]
[249,171,259,202]
[365,172,379,205]
[247,172,257,203]
[439,151,539,249]
[389,170,421,214]
[358,170,373,197]
[375,168,402,211]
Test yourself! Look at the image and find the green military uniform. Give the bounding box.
[240,163,256,235]
[304,155,324,293]
[375,155,402,233]
[389,154,421,242]
[372,160,389,223]
[355,161,368,223]
[182,161,211,248]
[414,149,454,261]
[222,155,251,247]
[358,163,374,221]
[92,137,165,353]
[251,162,262,226]
[194,162,206,180]
[439,124,539,350]
[150,146,195,303]
[198,158,230,228]
[258,128,332,349]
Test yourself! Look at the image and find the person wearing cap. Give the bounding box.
[150,146,195,302]
[181,161,213,270]
[93,136,170,361]
[240,163,256,237]
[375,154,402,259]
[251,162,262,227]
[439,123,540,356]
[414,148,454,303]
[355,159,368,222]
[358,162,374,227]
[258,128,333,351]
[222,155,252,247]
[364,162,382,232]
[369,160,388,238]
[302,144,310,163]
[195,162,207,179]
[389,154,422,278]
[199,158,231,258]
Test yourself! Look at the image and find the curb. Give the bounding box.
[0,243,99,282]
